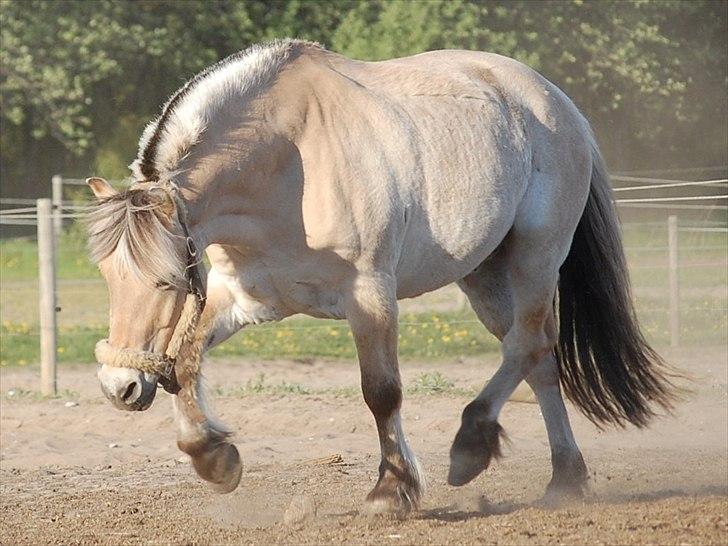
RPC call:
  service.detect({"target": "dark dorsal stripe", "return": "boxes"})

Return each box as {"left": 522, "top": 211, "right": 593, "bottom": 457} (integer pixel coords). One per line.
{"left": 138, "top": 40, "right": 304, "bottom": 181}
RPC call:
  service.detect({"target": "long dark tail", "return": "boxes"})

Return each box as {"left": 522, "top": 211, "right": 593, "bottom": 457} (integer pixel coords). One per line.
{"left": 556, "top": 143, "right": 678, "bottom": 428}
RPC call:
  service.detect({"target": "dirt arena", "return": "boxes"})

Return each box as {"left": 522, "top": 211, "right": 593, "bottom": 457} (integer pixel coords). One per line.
{"left": 1, "top": 346, "right": 726, "bottom": 545}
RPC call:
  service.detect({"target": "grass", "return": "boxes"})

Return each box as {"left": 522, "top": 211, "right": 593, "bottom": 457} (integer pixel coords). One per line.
{"left": 0, "top": 224, "right": 99, "bottom": 282}
{"left": 2, "top": 386, "right": 80, "bottom": 401}
{"left": 622, "top": 224, "right": 728, "bottom": 288}
{"left": 1, "top": 324, "right": 108, "bottom": 366}
{"left": 405, "top": 371, "right": 475, "bottom": 396}
{"left": 0, "top": 221, "right": 725, "bottom": 366}
{"left": 0, "top": 311, "right": 500, "bottom": 367}
{"left": 210, "top": 371, "right": 475, "bottom": 399}
{"left": 229, "top": 372, "right": 313, "bottom": 396}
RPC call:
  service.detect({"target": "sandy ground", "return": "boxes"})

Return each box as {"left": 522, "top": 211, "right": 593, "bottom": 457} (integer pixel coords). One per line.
{"left": 1, "top": 346, "right": 727, "bottom": 545}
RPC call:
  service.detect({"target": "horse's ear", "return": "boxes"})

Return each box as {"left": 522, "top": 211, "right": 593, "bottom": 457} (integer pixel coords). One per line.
{"left": 87, "top": 177, "right": 118, "bottom": 199}
{"left": 146, "top": 186, "right": 176, "bottom": 218}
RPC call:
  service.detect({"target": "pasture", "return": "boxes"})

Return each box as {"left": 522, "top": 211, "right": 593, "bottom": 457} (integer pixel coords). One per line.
{"left": 1, "top": 219, "right": 726, "bottom": 544}
{"left": 1, "top": 224, "right": 726, "bottom": 366}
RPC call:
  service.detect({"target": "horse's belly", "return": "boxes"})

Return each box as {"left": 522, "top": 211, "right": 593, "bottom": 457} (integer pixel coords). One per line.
{"left": 395, "top": 194, "right": 517, "bottom": 299}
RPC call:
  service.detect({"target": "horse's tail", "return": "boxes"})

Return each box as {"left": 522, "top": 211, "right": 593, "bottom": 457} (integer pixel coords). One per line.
{"left": 556, "top": 140, "right": 678, "bottom": 428}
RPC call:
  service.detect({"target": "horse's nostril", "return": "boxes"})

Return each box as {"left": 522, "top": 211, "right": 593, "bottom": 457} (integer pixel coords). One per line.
{"left": 121, "top": 382, "right": 138, "bottom": 403}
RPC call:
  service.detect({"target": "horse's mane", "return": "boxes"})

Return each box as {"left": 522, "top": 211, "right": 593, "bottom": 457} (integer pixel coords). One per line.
{"left": 132, "top": 38, "right": 319, "bottom": 183}
{"left": 87, "top": 189, "right": 186, "bottom": 287}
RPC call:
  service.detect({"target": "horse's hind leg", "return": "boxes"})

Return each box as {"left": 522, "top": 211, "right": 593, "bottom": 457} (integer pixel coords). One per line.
{"left": 451, "top": 233, "right": 587, "bottom": 498}
{"left": 526, "top": 353, "right": 588, "bottom": 500}
{"left": 346, "top": 273, "right": 424, "bottom": 514}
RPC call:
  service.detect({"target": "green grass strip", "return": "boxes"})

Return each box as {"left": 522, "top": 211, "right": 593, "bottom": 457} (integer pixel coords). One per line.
{"left": 0, "top": 311, "right": 500, "bottom": 367}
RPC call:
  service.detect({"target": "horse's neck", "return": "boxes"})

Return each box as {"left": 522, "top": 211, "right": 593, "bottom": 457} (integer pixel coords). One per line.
{"left": 176, "top": 123, "right": 294, "bottom": 251}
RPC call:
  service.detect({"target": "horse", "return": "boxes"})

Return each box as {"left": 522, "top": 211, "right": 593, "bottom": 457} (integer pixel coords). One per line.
{"left": 87, "top": 39, "right": 675, "bottom": 513}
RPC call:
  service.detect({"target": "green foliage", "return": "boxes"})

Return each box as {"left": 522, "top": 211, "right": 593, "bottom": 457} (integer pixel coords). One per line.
{"left": 333, "top": 0, "right": 726, "bottom": 163}
{"left": 0, "top": 309, "right": 502, "bottom": 366}
{"left": 1, "top": 0, "right": 725, "bottom": 195}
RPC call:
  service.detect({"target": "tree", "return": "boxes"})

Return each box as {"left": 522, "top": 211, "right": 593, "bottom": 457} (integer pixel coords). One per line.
{"left": 1, "top": 0, "right": 725, "bottom": 199}
{"left": 333, "top": 0, "right": 727, "bottom": 169}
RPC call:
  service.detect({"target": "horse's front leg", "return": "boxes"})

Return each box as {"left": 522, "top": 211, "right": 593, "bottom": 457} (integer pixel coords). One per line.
{"left": 346, "top": 274, "right": 425, "bottom": 514}
{"left": 174, "top": 270, "right": 243, "bottom": 493}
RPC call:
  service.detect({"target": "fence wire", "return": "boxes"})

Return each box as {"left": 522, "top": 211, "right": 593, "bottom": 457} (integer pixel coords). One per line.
{"left": 1, "top": 176, "right": 727, "bottom": 367}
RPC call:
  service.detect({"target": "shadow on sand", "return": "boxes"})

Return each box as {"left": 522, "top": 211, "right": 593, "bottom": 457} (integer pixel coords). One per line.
{"left": 415, "top": 484, "right": 727, "bottom": 523}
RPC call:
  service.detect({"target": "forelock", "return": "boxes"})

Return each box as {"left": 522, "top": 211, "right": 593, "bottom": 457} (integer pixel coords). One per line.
{"left": 87, "top": 189, "right": 187, "bottom": 288}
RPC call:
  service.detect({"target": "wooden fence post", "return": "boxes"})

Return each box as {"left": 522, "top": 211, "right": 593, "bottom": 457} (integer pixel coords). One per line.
{"left": 51, "top": 175, "right": 63, "bottom": 240}
{"left": 668, "top": 215, "right": 680, "bottom": 348}
{"left": 37, "top": 199, "right": 57, "bottom": 396}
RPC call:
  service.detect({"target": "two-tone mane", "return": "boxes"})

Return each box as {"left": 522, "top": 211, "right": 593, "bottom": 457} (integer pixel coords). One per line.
{"left": 90, "top": 40, "right": 318, "bottom": 287}
{"left": 132, "top": 39, "right": 314, "bottom": 183}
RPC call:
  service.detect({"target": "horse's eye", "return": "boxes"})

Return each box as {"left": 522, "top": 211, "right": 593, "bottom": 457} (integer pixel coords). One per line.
{"left": 155, "top": 280, "right": 172, "bottom": 290}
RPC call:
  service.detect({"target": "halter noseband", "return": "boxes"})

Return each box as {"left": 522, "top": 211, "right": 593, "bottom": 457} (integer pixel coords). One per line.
{"left": 94, "top": 188, "right": 206, "bottom": 394}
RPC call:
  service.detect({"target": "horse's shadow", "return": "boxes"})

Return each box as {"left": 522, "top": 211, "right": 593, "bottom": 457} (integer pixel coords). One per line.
{"left": 597, "top": 484, "right": 727, "bottom": 504}
{"left": 415, "top": 484, "right": 727, "bottom": 523}
{"left": 418, "top": 498, "right": 524, "bottom": 522}
{"left": 324, "top": 485, "right": 727, "bottom": 523}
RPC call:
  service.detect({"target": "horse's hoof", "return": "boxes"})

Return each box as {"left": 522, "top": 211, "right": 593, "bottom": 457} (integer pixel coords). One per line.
{"left": 363, "top": 478, "right": 420, "bottom": 517}
{"left": 363, "top": 493, "right": 410, "bottom": 518}
{"left": 190, "top": 442, "right": 243, "bottom": 493}
{"left": 448, "top": 447, "right": 488, "bottom": 486}
{"left": 363, "top": 498, "right": 407, "bottom": 518}
{"left": 541, "top": 450, "right": 588, "bottom": 506}
{"left": 542, "top": 475, "right": 588, "bottom": 506}
{"left": 448, "top": 401, "right": 504, "bottom": 486}
{"left": 540, "top": 484, "right": 585, "bottom": 508}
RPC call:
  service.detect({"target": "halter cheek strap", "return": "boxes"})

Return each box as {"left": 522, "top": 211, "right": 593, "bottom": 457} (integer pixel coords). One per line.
{"left": 94, "top": 189, "right": 206, "bottom": 394}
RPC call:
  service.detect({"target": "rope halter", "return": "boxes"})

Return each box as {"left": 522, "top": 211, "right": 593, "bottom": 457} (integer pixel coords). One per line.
{"left": 94, "top": 187, "right": 206, "bottom": 394}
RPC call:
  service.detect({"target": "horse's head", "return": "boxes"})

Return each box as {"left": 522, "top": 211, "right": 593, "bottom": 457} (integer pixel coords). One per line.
{"left": 86, "top": 178, "right": 241, "bottom": 492}
{"left": 86, "top": 177, "right": 192, "bottom": 411}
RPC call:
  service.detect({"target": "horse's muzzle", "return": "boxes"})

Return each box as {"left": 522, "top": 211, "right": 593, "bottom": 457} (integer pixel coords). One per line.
{"left": 98, "top": 365, "right": 158, "bottom": 411}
